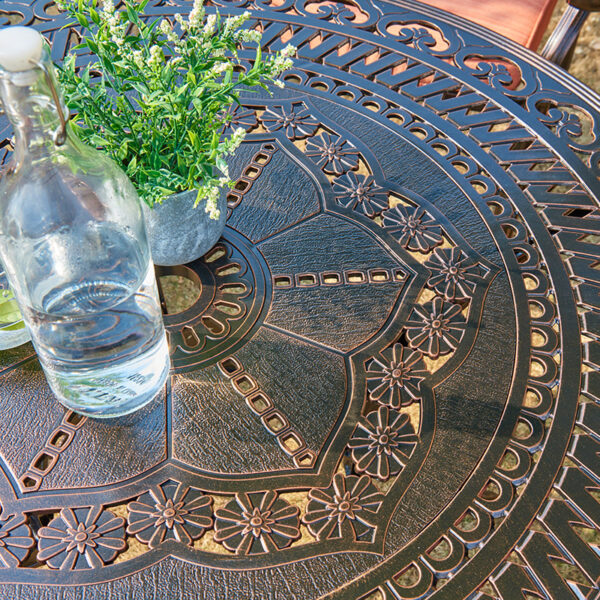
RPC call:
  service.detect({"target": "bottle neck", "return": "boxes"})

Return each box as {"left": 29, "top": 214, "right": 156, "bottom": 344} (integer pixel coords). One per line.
{"left": 0, "top": 46, "right": 69, "bottom": 162}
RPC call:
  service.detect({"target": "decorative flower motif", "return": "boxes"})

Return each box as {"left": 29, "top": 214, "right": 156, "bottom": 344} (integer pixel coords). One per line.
{"left": 405, "top": 296, "right": 466, "bottom": 358}
{"left": 305, "top": 132, "right": 359, "bottom": 175}
{"left": 348, "top": 407, "right": 418, "bottom": 480}
{"left": 306, "top": 1, "right": 368, "bottom": 25}
{"left": 487, "top": 62, "right": 513, "bottom": 87}
{"left": 325, "top": 2, "right": 360, "bottom": 24}
{"left": 37, "top": 507, "right": 125, "bottom": 570}
{"left": 260, "top": 105, "right": 318, "bottom": 139}
{"left": 473, "top": 60, "right": 513, "bottom": 88}
{"left": 366, "top": 343, "right": 427, "bottom": 409}
{"left": 303, "top": 474, "right": 383, "bottom": 541}
{"left": 333, "top": 172, "right": 388, "bottom": 217}
{"left": 395, "top": 26, "right": 437, "bottom": 50}
{"left": 425, "top": 247, "right": 480, "bottom": 301}
{"left": 556, "top": 111, "right": 583, "bottom": 138}
{"left": 0, "top": 514, "right": 34, "bottom": 568}
{"left": 382, "top": 204, "right": 443, "bottom": 252}
{"left": 127, "top": 482, "right": 213, "bottom": 548}
{"left": 223, "top": 105, "right": 258, "bottom": 133}
{"left": 214, "top": 491, "right": 300, "bottom": 555}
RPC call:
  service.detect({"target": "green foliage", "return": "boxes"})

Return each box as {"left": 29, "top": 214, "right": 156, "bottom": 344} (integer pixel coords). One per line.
{"left": 56, "top": 0, "right": 295, "bottom": 218}
{"left": 0, "top": 290, "right": 25, "bottom": 330}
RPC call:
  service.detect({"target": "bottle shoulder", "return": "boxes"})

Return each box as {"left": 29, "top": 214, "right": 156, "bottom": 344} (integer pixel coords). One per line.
{"left": 0, "top": 148, "right": 143, "bottom": 240}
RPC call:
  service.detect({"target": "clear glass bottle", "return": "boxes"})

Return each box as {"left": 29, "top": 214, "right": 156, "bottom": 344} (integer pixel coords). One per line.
{"left": 0, "top": 27, "right": 170, "bottom": 417}
{"left": 0, "top": 260, "right": 31, "bottom": 350}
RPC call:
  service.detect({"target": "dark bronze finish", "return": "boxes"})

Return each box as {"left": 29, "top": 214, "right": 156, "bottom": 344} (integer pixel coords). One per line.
{"left": 567, "top": 0, "right": 600, "bottom": 10}
{"left": 0, "top": 1, "right": 598, "bottom": 598}
{"left": 540, "top": 4, "right": 589, "bottom": 68}
{"left": 541, "top": 0, "right": 600, "bottom": 69}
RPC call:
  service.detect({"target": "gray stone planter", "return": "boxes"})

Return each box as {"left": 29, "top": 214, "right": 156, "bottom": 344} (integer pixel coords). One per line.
{"left": 142, "top": 190, "right": 227, "bottom": 266}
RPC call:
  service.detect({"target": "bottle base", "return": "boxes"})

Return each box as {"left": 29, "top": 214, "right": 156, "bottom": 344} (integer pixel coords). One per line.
{"left": 55, "top": 370, "right": 169, "bottom": 418}
{"left": 47, "top": 334, "right": 171, "bottom": 419}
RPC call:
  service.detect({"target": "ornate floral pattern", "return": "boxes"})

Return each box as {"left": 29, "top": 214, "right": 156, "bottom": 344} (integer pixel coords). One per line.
{"left": 0, "top": 0, "right": 591, "bottom": 597}
{"left": 127, "top": 482, "right": 213, "bottom": 549}
{"left": 348, "top": 407, "right": 418, "bottom": 480}
{"left": 382, "top": 204, "right": 443, "bottom": 252}
{"left": 395, "top": 25, "right": 437, "bottom": 50}
{"left": 0, "top": 514, "right": 34, "bottom": 568}
{"left": 303, "top": 474, "right": 383, "bottom": 541}
{"left": 307, "top": 0, "right": 369, "bottom": 26}
{"left": 333, "top": 172, "right": 388, "bottom": 216}
{"left": 366, "top": 343, "right": 427, "bottom": 408}
{"left": 223, "top": 105, "right": 258, "bottom": 133}
{"left": 214, "top": 491, "right": 300, "bottom": 555}
{"left": 260, "top": 105, "right": 318, "bottom": 138}
{"left": 305, "top": 132, "right": 359, "bottom": 175}
{"left": 37, "top": 507, "right": 125, "bottom": 570}
{"left": 555, "top": 110, "right": 583, "bottom": 138}
{"left": 168, "top": 240, "right": 257, "bottom": 368}
{"left": 405, "top": 297, "right": 466, "bottom": 358}
{"left": 472, "top": 60, "right": 514, "bottom": 88}
{"left": 425, "top": 247, "right": 480, "bottom": 301}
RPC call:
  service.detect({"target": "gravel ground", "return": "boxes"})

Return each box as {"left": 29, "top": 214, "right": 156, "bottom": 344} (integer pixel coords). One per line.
{"left": 544, "top": 0, "right": 600, "bottom": 91}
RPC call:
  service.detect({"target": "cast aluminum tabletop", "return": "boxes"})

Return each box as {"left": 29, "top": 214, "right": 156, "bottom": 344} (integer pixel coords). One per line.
{"left": 0, "top": 1, "right": 599, "bottom": 598}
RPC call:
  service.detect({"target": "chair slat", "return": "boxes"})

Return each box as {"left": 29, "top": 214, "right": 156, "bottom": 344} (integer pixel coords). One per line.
{"left": 420, "top": 0, "right": 559, "bottom": 50}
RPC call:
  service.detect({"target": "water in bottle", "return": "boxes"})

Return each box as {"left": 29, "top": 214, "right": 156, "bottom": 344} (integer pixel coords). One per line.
{"left": 0, "top": 27, "right": 170, "bottom": 417}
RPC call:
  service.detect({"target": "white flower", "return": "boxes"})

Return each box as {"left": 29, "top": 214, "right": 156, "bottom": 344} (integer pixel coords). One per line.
{"left": 159, "top": 19, "right": 179, "bottom": 43}
{"left": 189, "top": 0, "right": 206, "bottom": 28}
{"left": 159, "top": 19, "right": 171, "bottom": 35}
{"left": 148, "top": 45, "right": 163, "bottom": 69}
{"left": 268, "top": 50, "right": 295, "bottom": 76}
{"left": 203, "top": 185, "right": 221, "bottom": 220}
{"left": 235, "top": 29, "right": 262, "bottom": 44}
{"left": 223, "top": 11, "right": 251, "bottom": 36}
{"left": 174, "top": 13, "right": 187, "bottom": 29}
{"left": 218, "top": 162, "right": 230, "bottom": 177}
{"left": 280, "top": 44, "right": 296, "bottom": 59}
{"left": 206, "top": 200, "right": 220, "bottom": 220}
{"left": 230, "top": 127, "right": 246, "bottom": 149}
{"left": 106, "top": 15, "right": 117, "bottom": 31}
{"left": 132, "top": 50, "right": 144, "bottom": 70}
{"left": 216, "top": 127, "right": 246, "bottom": 162}
{"left": 102, "top": 0, "right": 115, "bottom": 16}
{"left": 105, "top": 10, "right": 126, "bottom": 46}
{"left": 203, "top": 14, "right": 217, "bottom": 36}
{"left": 273, "top": 79, "right": 285, "bottom": 88}
{"left": 209, "top": 61, "right": 230, "bottom": 77}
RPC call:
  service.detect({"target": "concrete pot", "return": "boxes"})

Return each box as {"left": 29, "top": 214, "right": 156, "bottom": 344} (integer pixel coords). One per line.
{"left": 142, "top": 190, "right": 227, "bottom": 266}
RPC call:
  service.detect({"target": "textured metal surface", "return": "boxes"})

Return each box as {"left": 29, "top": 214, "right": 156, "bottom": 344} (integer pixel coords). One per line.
{"left": 0, "top": 1, "right": 599, "bottom": 598}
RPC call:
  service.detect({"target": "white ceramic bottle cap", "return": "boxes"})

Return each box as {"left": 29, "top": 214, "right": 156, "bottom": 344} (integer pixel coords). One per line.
{"left": 0, "top": 26, "right": 44, "bottom": 72}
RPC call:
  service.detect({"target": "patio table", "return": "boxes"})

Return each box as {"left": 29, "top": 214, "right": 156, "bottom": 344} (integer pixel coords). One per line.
{"left": 0, "top": 0, "right": 599, "bottom": 598}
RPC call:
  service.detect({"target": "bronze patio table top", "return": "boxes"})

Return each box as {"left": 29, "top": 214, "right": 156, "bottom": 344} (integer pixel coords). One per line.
{"left": 0, "top": 1, "right": 599, "bottom": 598}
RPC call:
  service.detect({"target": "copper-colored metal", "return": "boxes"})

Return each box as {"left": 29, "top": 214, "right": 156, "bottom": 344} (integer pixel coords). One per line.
{"left": 540, "top": 4, "right": 590, "bottom": 67}
{"left": 0, "top": 1, "right": 598, "bottom": 598}
{"left": 420, "top": 0, "right": 558, "bottom": 50}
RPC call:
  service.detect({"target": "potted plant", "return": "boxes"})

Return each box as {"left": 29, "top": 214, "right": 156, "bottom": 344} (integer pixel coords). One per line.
{"left": 56, "top": 0, "right": 295, "bottom": 266}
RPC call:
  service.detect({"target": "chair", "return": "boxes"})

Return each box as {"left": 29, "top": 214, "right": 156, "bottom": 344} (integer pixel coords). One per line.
{"left": 420, "top": 0, "right": 600, "bottom": 68}
{"left": 541, "top": 0, "right": 600, "bottom": 66}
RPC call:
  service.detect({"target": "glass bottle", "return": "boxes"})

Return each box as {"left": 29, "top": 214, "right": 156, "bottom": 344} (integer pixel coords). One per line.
{"left": 0, "top": 260, "right": 31, "bottom": 350}
{"left": 0, "top": 27, "right": 170, "bottom": 417}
